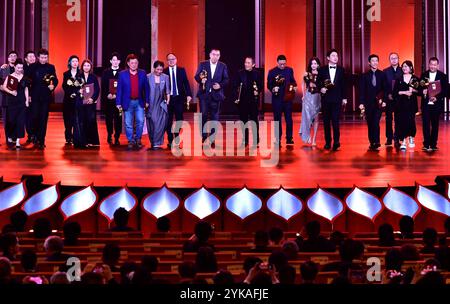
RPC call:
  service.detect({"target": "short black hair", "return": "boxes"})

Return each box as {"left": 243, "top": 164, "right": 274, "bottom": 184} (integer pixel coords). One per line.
{"left": 166, "top": 53, "right": 177, "bottom": 59}
{"left": 279, "top": 265, "right": 296, "bottom": 284}
{"left": 210, "top": 48, "right": 221, "bottom": 53}
{"left": 37, "top": 48, "right": 49, "bottom": 56}
{"left": 156, "top": 216, "right": 171, "bottom": 232}
{"left": 429, "top": 57, "right": 439, "bottom": 64}
{"left": 305, "top": 221, "right": 321, "bottom": 238}
{"left": 102, "top": 243, "right": 121, "bottom": 264}
{"left": 24, "top": 50, "right": 35, "bottom": 58}
{"left": 423, "top": 228, "right": 438, "bottom": 246}
{"left": 300, "top": 261, "right": 319, "bottom": 282}
{"left": 368, "top": 54, "right": 379, "bottom": 62}
{"left": 327, "top": 49, "right": 339, "bottom": 57}
{"left": 399, "top": 216, "right": 414, "bottom": 237}
{"left": 277, "top": 54, "right": 287, "bottom": 62}
{"left": 243, "top": 256, "right": 262, "bottom": 274}
{"left": 20, "top": 249, "right": 37, "bottom": 272}
{"left": 178, "top": 261, "right": 197, "bottom": 279}
{"left": 153, "top": 60, "right": 164, "bottom": 69}
{"left": 8, "top": 50, "right": 18, "bottom": 57}
{"left": 113, "top": 207, "right": 130, "bottom": 228}
{"left": 32, "top": 218, "right": 52, "bottom": 239}
{"left": 245, "top": 56, "right": 255, "bottom": 63}
{"left": 110, "top": 52, "right": 121, "bottom": 61}
{"left": 141, "top": 255, "right": 158, "bottom": 273}
{"left": 401, "top": 60, "right": 414, "bottom": 74}
{"left": 268, "top": 227, "right": 284, "bottom": 244}
{"left": 194, "top": 221, "right": 213, "bottom": 242}
{"left": 254, "top": 230, "right": 269, "bottom": 247}
{"left": 14, "top": 58, "right": 24, "bottom": 66}
{"left": 213, "top": 270, "right": 235, "bottom": 284}
{"left": 63, "top": 221, "right": 81, "bottom": 244}
{"left": 9, "top": 210, "right": 28, "bottom": 232}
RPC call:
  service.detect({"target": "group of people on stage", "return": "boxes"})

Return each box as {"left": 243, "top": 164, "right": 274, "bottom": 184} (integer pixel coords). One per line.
{"left": 0, "top": 47, "right": 448, "bottom": 152}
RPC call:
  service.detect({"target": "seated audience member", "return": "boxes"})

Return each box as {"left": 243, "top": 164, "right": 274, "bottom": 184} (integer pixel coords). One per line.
{"left": 20, "top": 249, "right": 38, "bottom": 272}
{"left": 268, "top": 227, "right": 284, "bottom": 246}
{"left": 32, "top": 218, "right": 52, "bottom": 239}
{"left": 0, "top": 257, "right": 16, "bottom": 284}
{"left": 282, "top": 240, "right": 299, "bottom": 260}
{"left": 299, "top": 221, "right": 336, "bottom": 252}
{"left": 82, "top": 263, "right": 115, "bottom": 284}
{"left": 278, "top": 265, "right": 296, "bottom": 284}
{"left": 110, "top": 207, "right": 134, "bottom": 232}
{"left": 195, "top": 246, "right": 218, "bottom": 273}
{"left": 399, "top": 215, "right": 415, "bottom": 239}
{"left": 183, "top": 221, "right": 214, "bottom": 253}
{"left": 9, "top": 210, "right": 28, "bottom": 232}
{"left": 102, "top": 243, "right": 121, "bottom": 272}
{"left": 244, "top": 262, "right": 279, "bottom": 285}
{"left": 50, "top": 272, "right": 70, "bottom": 285}
{"left": 378, "top": 223, "right": 396, "bottom": 247}
{"left": 0, "top": 233, "right": 19, "bottom": 261}
{"left": 44, "top": 236, "right": 71, "bottom": 262}
{"left": 80, "top": 272, "right": 106, "bottom": 285}
{"left": 414, "top": 258, "right": 444, "bottom": 285}
{"left": 22, "top": 275, "right": 49, "bottom": 285}
{"left": 383, "top": 248, "right": 404, "bottom": 284}
{"left": 300, "top": 261, "right": 319, "bottom": 284}
{"left": 63, "top": 221, "right": 82, "bottom": 246}
{"left": 178, "top": 261, "right": 197, "bottom": 284}
{"left": 243, "top": 257, "right": 263, "bottom": 277}
{"left": 435, "top": 237, "right": 450, "bottom": 271}
{"left": 268, "top": 251, "right": 288, "bottom": 272}
{"left": 330, "top": 231, "right": 345, "bottom": 248}
{"left": 421, "top": 228, "right": 438, "bottom": 254}
{"left": 156, "top": 216, "right": 171, "bottom": 233}
{"left": 141, "top": 255, "right": 158, "bottom": 273}
{"left": 1, "top": 225, "right": 16, "bottom": 234}
{"left": 130, "top": 266, "right": 153, "bottom": 285}
{"left": 213, "top": 270, "right": 235, "bottom": 284}
{"left": 322, "top": 239, "right": 365, "bottom": 275}
{"left": 249, "top": 230, "right": 270, "bottom": 252}
{"left": 120, "top": 261, "right": 138, "bottom": 285}
{"left": 400, "top": 244, "right": 420, "bottom": 261}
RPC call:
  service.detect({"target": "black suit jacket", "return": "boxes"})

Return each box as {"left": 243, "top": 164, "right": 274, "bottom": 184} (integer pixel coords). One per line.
{"left": 383, "top": 66, "right": 403, "bottom": 100}
{"left": 359, "top": 70, "right": 385, "bottom": 110}
{"left": 163, "top": 66, "right": 192, "bottom": 99}
{"left": 101, "top": 68, "right": 121, "bottom": 107}
{"left": 420, "top": 70, "right": 448, "bottom": 110}
{"left": 194, "top": 60, "right": 229, "bottom": 101}
{"left": 29, "top": 62, "right": 58, "bottom": 100}
{"left": 234, "top": 69, "right": 263, "bottom": 100}
{"left": 318, "top": 65, "right": 346, "bottom": 104}
{"left": 62, "top": 70, "right": 84, "bottom": 104}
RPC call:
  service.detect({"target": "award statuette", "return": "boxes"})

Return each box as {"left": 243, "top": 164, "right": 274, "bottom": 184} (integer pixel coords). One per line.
{"left": 199, "top": 70, "right": 208, "bottom": 91}
{"left": 6, "top": 75, "right": 19, "bottom": 91}
{"left": 284, "top": 83, "right": 296, "bottom": 102}
{"left": 321, "top": 79, "right": 335, "bottom": 96}
{"left": 428, "top": 80, "right": 442, "bottom": 105}
{"left": 43, "top": 74, "right": 56, "bottom": 87}
{"left": 304, "top": 72, "right": 318, "bottom": 94}
{"left": 273, "top": 74, "right": 285, "bottom": 96}
{"left": 235, "top": 82, "right": 243, "bottom": 105}
{"left": 81, "top": 83, "right": 95, "bottom": 104}
{"left": 253, "top": 81, "right": 259, "bottom": 101}
{"left": 109, "top": 79, "right": 118, "bottom": 95}
{"left": 67, "top": 77, "right": 84, "bottom": 99}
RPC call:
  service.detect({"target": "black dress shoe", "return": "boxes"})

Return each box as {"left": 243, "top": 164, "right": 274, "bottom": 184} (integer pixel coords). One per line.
{"left": 324, "top": 144, "right": 331, "bottom": 150}
{"left": 107, "top": 136, "right": 113, "bottom": 145}
{"left": 422, "top": 146, "right": 430, "bottom": 151}
{"left": 332, "top": 143, "right": 341, "bottom": 151}
{"left": 431, "top": 146, "right": 439, "bottom": 151}
{"left": 385, "top": 140, "right": 393, "bottom": 146}
{"left": 38, "top": 144, "right": 45, "bottom": 150}
{"left": 286, "top": 140, "right": 295, "bottom": 145}
{"left": 114, "top": 138, "right": 120, "bottom": 146}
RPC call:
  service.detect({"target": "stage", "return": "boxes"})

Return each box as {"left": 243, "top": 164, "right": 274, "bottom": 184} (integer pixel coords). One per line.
{"left": 0, "top": 112, "right": 449, "bottom": 189}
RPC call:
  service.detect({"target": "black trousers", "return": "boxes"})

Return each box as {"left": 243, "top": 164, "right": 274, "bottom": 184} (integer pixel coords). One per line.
{"left": 105, "top": 100, "right": 122, "bottom": 140}
{"left": 7, "top": 105, "right": 26, "bottom": 140}
{"left": 199, "top": 94, "right": 221, "bottom": 141}
{"left": 1, "top": 106, "right": 7, "bottom": 142}
{"left": 31, "top": 98, "right": 50, "bottom": 145}
{"left": 166, "top": 95, "right": 184, "bottom": 144}
{"left": 272, "top": 97, "right": 293, "bottom": 142}
{"left": 239, "top": 98, "right": 259, "bottom": 145}
{"left": 322, "top": 102, "right": 341, "bottom": 146}
{"left": 63, "top": 101, "right": 75, "bottom": 142}
{"left": 422, "top": 105, "right": 441, "bottom": 148}
{"left": 385, "top": 100, "right": 398, "bottom": 142}
{"left": 366, "top": 108, "right": 382, "bottom": 145}
{"left": 25, "top": 106, "right": 33, "bottom": 139}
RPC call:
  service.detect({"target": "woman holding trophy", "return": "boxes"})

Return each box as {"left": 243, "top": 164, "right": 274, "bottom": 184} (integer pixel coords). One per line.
{"left": 299, "top": 57, "right": 322, "bottom": 146}
{"left": 393, "top": 60, "right": 419, "bottom": 151}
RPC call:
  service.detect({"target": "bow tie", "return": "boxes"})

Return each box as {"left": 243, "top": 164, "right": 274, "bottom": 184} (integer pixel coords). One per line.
{"left": 329, "top": 66, "right": 336, "bottom": 69}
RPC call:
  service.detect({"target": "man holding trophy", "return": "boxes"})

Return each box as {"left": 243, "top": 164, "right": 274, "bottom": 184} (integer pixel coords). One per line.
{"left": 234, "top": 57, "right": 263, "bottom": 147}
{"left": 267, "top": 55, "right": 297, "bottom": 146}
{"left": 359, "top": 54, "right": 386, "bottom": 151}
{"left": 194, "top": 48, "right": 229, "bottom": 145}
{"left": 420, "top": 57, "right": 448, "bottom": 152}
{"left": 28, "top": 48, "right": 58, "bottom": 150}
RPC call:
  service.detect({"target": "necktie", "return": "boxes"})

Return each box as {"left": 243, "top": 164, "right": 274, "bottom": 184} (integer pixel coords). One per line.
{"left": 171, "top": 67, "right": 178, "bottom": 96}
{"left": 330, "top": 66, "right": 336, "bottom": 69}
{"left": 372, "top": 72, "right": 377, "bottom": 87}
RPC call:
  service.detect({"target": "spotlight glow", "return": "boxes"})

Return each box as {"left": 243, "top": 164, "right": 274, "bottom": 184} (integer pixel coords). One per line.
{"left": 184, "top": 187, "right": 220, "bottom": 219}
{"left": 143, "top": 186, "right": 180, "bottom": 218}
{"left": 346, "top": 187, "right": 382, "bottom": 220}
{"left": 383, "top": 188, "right": 419, "bottom": 217}
{"left": 99, "top": 188, "right": 137, "bottom": 221}
{"left": 267, "top": 188, "right": 302, "bottom": 220}
{"left": 0, "top": 182, "right": 26, "bottom": 212}
{"left": 416, "top": 185, "right": 450, "bottom": 216}
{"left": 60, "top": 185, "right": 97, "bottom": 219}
{"left": 22, "top": 185, "right": 59, "bottom": 216}
{"left": 226, "top": 188, "right": 262, "bottom": 220}
{"left": 307, "top": 188, "right": 344, "bottom": 221}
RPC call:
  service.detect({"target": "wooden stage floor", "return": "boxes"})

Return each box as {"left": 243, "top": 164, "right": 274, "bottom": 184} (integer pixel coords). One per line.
{"left": 0, "top": 113, "right": 449, "bottom": 189}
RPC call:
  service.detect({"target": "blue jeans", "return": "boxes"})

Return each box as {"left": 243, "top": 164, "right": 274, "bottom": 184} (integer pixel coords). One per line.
{"left": 124, "top": 99, "right": 144, "bottom": 143}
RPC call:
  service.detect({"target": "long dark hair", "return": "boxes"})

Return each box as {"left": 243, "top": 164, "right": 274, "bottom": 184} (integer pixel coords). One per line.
{"left": 401, "top": 60, "right": 414, "bottom": 74}
{"left": 67, "top": 55, "right": 80, "bottom": 70}
{"left": 307, "top": 57, "right": 321, "bottom": 73}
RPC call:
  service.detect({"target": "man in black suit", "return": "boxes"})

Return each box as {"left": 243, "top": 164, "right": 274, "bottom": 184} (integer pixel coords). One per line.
{"left": 194, "top": 49, "right": 229, "bottom": 144}
{"left": 234, "top": 57, "right": 263, "bottom": 147}
{"left": 420, "top": 57, "right": 448, "bottom": 152}
{"left": 24, "top": 50, "right": 36, "bottom": 144}
{"left": 318, "top": 49, "right": 347, "bottom": 151}
{"left": 28, "top": 48, "right": 58, "bottom": 150}
{"left": 359, "top": 54, "right": 386, "bottom": 151}
{"left": 383, "top": 52, "right": 403, "bottom": 147}
{"left": 101, "top": 52, "right": 122, "bottom": 146}
{"left": 164, "top": 53, "right": 192, "bottom": 148}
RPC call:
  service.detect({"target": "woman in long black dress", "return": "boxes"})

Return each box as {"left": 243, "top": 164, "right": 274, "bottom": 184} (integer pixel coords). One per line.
{"left": 74, "top": 59, "right": 100, "bottom": 148}
{"left": 62, "top": 55, "right": 83, "bottom": 145}
{"left": 393, "top": 60, "right": 419, "bottom": 151}
{"left": 2, "top": 59, "right": 29, "bottom": 150}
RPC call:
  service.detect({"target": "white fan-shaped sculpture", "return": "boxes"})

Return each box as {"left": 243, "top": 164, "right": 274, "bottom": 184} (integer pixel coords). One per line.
{"left": 267, "top": 188, "right": 302, "bottom": 220}
{"left": 383, "top": 187, "right": 419, "bottom": 217}
{"left": 307, "top": 188, "right": 344, "bottom": 221}
{"left": 226, "top": 187, "right": 262, "bottom": 220}
{"left": 99, "top": 187, "right": 137, "bottom": 221}
{"left": 346, "top": 187, "right": 383, "bottom": 220}
{"left": 0, "top": 181, "right": 27, "bottom": 212}
{"left": 143, "top": 185, "right": 180, "bottom": 218}
{"left": 416, "top": 185, "right": 450, "bottom": 216}
{"left": 22, "top": 184, "right": 59, "bottom": 216}
{"left": 184, "top": 187, "right": 220, "bottom": 219}
{"left": 60, "top": 185, "right": 98, "bottom": 219}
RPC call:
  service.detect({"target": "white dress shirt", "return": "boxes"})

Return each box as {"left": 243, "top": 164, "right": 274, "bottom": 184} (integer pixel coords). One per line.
{"left": 329, "top": 64, "right": 337, "bottom": 83}
{"left": 169, "top": 65, "right": 179, "bottom": 95}
{"left": 429, "top": 71, "right": 437, "bottom": 82}
{"left": 210, "top": 61, "right": 217, "bottom": 79}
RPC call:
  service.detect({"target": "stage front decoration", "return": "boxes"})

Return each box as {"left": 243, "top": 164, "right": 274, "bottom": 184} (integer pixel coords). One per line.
{"left": 416, "top": 185, "right": 450, "bottom": 216}
{"left": 267, "top": 188, "right": 303, "bottom": 220}
{"left": 0, "top": 181, "right": 27, "bottom": 212}
{"left": 307, "top": 188, "right": 344, "bottom": 221}
{"left": 346, "top": 187, "right": 383, "bottom": 220}
{"left": 184, "top": 187, "right": 220, "bottom": 220}
{"left": 60, "top": 185, "right": 98, "bottom": 219}
{"left": 382, "top": 187, "right": 420, "bottom": 217}
{"left": 99, "top": 187, "right": 137, "bottom": 222}
{"left": 22, "top": 184, "right": 59, "bottom": 216}
{"left": 226, "top": 187, "right": 262, "bottom": 220}
{"left": 142, "top": 185, "right": 180, "bottom": 218}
